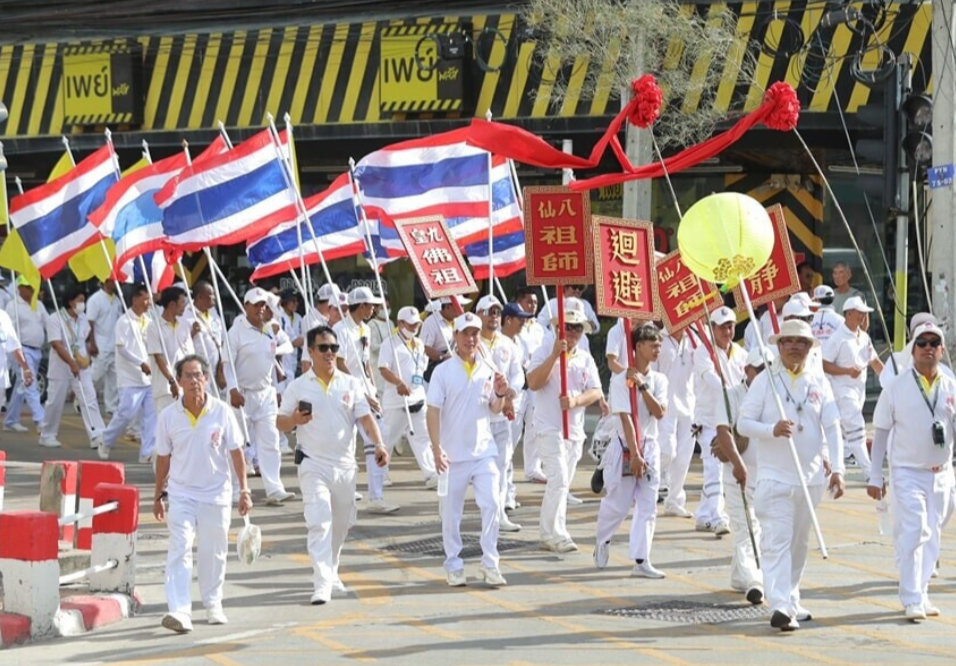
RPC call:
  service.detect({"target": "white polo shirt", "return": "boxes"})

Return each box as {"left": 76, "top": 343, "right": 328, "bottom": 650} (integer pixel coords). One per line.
{"left": 605, "top": 319, "right": 628, "bottom": 372}
{"left": 377, "top": 332, "right": 428, "bottom": 410}
{"left": 155, "top": 396, "right": 244, "bottom": 505}
{"left": 518, "top": 319, "right": 545, "bottom": 360}
{"left": 147, "top": 316, "right": 196, "bottom": 399}
{"left": 874, "top": 369, "right": 956, "bottom": 471}
{"left": 810, "top": 308, "right": 844, "bottom": 344}
{"left": 224, "top": 316, "right": 279, "bottom": 392}
{"left": 6, "top": 295, "right": 48, "bottom": 349}
{"left": 427, "top": 355, "right": 497, "bottom": 463}
{"left": 693, "top": 342, "right": 746, "bottom": 429}
{"left": 47, "top": 311, "right": 92, "bottom": 381}
{"left": 114, "top": 311, "right": 151, "bottom": 388}
{"left": 0, "top": 310, "right": 21, "bottom": 390}
{"left": 479, "top": 331, "right": 524, "bottom": 424}
{"left": 743, "top": 311, "right": 774, "bottom": 351}
{"left": 420, "top": 312, "right": 454, "bottom": 356}
{"left": 822, "top": 323, "right": 877, "bottom": 406}
{"left": 182, "top": 308, "right": 223, "bottom": 368}
{"left": 529, "top": 342, "right": 602, "bottom": 442}
{"left": 653, "top": 330, "right": 696, "bottom": 418}
{"left": 278, "top": 369, "right": 371, "bottom": 469}
{"left": 609, "top": 367, "right": 668, "bottom": 443}
{"left": 334, "top": 315, "right": 376, "bottom": 397}
{"left": 86, "top": 289, "right": 122, "bottom": 353}
{"left": 302, "top": 306, "right": 329, "bottom": 335}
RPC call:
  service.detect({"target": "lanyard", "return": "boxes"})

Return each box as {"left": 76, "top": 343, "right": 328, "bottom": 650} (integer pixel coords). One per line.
{"left": 912, "top": 369, "right": 939, "bottom": 418}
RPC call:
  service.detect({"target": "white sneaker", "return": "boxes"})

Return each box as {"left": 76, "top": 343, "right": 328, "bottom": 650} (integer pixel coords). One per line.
{"left": 331, "top": 579, "right": 348, "bottom": 596}
{"left": 424, "top": 475, "right": 439, "bottom": 490}
{"left": 38, "top": 436, "right": 62, "bottom": 448}
{"left": 354, "top": 491, "right": 364, "bottom": 502}
{"left": 695, "top": 521, "right": 713, "bottom": 533}
{"left": 924, "top": 601, "right": 941, "bottom": 617}
{"left": 499, "top": 517, "right": 522, "bottom": 532}
{"left": 4, "top": 423, "right": 27, "bottom": 433}
{"left": 593, "top": 541, "right": 610, "bottom": 569}
{"left": 265, "top": 490, "right": 296, "bottom": 506}
{"left": 478, "top": 566, "right": 507, "bottom": 587}
{"left": 794, "top": 605, "right": 812, "bottom": 622}
{"left": 446, "top": 569, "right": 467, "bottom": 587}
{"left": 310, "top": 589, "right": 331, "bottom": 605}
{"left": 544, "top": 538, "right": 578, "bottom": 553}
{"left": 631, "top": 560, "right": 666, "bottom": 579}
{"left": 138, "top": 454, "right": 152, "bottom": 464}
{"left": 663, "top": 505, "right": 693, "bottom": 518}
{"left": 713, "top": 521, "right": 731, "bottom": 536}
{"left": 366, "top": 499, "right": 400, "bottom": 514}
{"left": 905, "top": 604, "right": 927, "bottom": 622}
{"left": 97, "top": 443, "right": 110, "bottom": 460}
{"left": 161, "top": 612, "right": 193, "bottom": 633}
{"left": 90, "top": 436, "right": 103, "bottom": 451}
{"left": 125, "top": 431, "right": 140, "bottom": 443}
{"left": 206, "top": 606, "right": 228, "bottom": 625}
{"left": 566, "top": 493, "right": 584, "bottom": 505}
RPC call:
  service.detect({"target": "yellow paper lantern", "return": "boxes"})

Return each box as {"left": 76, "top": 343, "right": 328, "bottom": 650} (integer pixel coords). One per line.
{"left": 677, "top": 192, "right": 774, "bottom": 286}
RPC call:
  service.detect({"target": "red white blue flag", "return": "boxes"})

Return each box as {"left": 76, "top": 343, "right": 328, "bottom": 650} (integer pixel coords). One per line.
{"left": 465, "top": 230, "right": 526, "bottom": 280}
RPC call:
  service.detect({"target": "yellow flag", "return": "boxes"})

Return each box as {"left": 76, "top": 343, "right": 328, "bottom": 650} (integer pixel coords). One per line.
{"left": 0, "top": 176, "right": 7, "bottom": 227}
{"left": 48, "top": 151, "right": 73, "bottom": 181}
{"left": 0, "top": 174, "right": 42, "bottom": 303}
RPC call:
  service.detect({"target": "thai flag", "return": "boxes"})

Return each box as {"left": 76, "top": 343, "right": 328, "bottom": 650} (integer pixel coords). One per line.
{"left": 351, "top": 128, "right": 522, "bottom": 257}
{"left": 247, "top": 173, "right": 367, "bottom": 281}
{"left": 156, "top": 128, "right": 297, "bottom": 251}
{"left": 121, "top": 250, "right": 177, "bottom": 293}
{"left": 8, "top": 145, "right": 118, "bottom": 279}
{"left": 465, "top": 230, "right": 526, "bottom": 280}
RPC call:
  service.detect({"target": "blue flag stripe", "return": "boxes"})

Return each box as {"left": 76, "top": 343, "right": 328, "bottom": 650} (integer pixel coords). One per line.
{"left": 17, "top": 174, "right": 117, "bottom": 255}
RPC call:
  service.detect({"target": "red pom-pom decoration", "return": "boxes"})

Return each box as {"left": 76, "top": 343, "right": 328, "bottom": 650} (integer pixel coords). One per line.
{"left": 762, "top": 81, "right": 800, "bottom": 131}
{"left": 628, "top": 75, "right": 663, "bottom": 129}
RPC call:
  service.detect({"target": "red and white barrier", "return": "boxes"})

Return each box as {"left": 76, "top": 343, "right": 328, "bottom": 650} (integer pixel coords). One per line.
{"left": 40, "top": 461, "right": 78, "bottom": 544}
{"left": 0, "top": 451, "right": 6, "bottom": 512}
{"left": 0, "top": 511, "right": 61, "bottom": 638}
{"left": 89, "top": 483, "right": 139, "bottom": 596}
{"left": 76, "top": 462, "right": 124, "bottom": 550}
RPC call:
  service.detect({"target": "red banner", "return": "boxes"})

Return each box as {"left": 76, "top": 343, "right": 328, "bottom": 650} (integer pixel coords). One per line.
{"left": 731, "top": 204, "right": 800, "bottom": 313}
{"left": 655, "top": 250, "right": 723, "bottom": 334}
{"left": 393, "top": 215, "right": 478, "bottom": 299}
{"left": 592, "top": 216, "right": 658, "bottom": 320}
{"left": 523, "top": 186, "right": 593, "bottom": 286}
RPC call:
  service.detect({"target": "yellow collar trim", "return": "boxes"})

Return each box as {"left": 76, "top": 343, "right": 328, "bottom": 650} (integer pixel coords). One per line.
{"left": 184, "top": 404, "right": 208, "bottom": 428}
{"left": 313, "top": 370, "right": 335, "bottom": 393}
{"left": 463, "top": 359, "right": 477, "bottom": 379}
{"left": 919, "top": 373, "right": 940, "bottom": 393}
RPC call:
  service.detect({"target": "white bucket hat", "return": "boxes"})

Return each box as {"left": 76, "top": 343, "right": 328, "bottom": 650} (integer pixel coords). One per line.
{"left": 769, "top": 319, "right": 820, "bottom": 348}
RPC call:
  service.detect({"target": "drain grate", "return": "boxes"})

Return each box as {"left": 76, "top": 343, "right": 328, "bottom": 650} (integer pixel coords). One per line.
{"left": 600, "top": 600, "right": 766, "bottom": 624}
{"left": 383, "top": 534, "right": 529, "bottom": 559}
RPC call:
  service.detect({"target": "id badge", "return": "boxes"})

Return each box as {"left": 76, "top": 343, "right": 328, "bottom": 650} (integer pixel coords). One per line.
{"left": 411, "top": 374, "right": 425, "bottom": 386}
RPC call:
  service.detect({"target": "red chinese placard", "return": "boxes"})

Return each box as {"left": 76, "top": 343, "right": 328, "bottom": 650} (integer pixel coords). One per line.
{"left": 655, "top": 250, "right": 723, "bottom": 334}
{"left": 523, "top": 186, "right": 593, "bottom": 285}
{"left": 591, "top": 216, "right": 658, "bottom": 320}
{"left": 393, "top": 215, "right": 478, "bottom": 299}
{"left": 731, "top": 204, "right": 799, "bottom": 313}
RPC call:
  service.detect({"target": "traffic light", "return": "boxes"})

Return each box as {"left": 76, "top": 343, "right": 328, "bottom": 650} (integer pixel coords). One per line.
{"left": 902, "top": 92, "right": 933, "bottom": 171}
{"left": 855, "top": 64, "right": 903, "bottom": 212}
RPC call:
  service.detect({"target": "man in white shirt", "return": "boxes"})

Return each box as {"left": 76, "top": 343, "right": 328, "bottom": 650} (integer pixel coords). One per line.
{"left": 427, "top": 312, "right": 511, "bottom": 588}
{"left": 594, "top": 324, "right": 668, "bottom": 577}
{"left": 527, "top": 298, "right": 603, "bottom": 553}
{"left": 831, "top": 262, "right": 864, "bottom": 314}
{"left": 301, "top": 283, "right": 340, "bottom": 336}
{"left": 223, "top": 288, "right": 295, "bottom": 506}
{"left": 656, "top": 327, "right": 697, "bottom": 518}
{"left": 536, "top": 285, "right": 600, "bottom": 335}
{"left": 514, "top": 287, "right": 547, "bottom": 483}
{"left": 4, "top": 277, "right": 48, "bottom": 432}
{"left": 0, "top": 306, "right": 35, "bottom": 415}
{"left": 368, "top": 300, "right": 391, "bottom": 394}
{"left": 822, "top": 296, "right": 883, "bottom": 481}
{"left": 809, "top": 285, "right": 844, "bottom": 344}
{"left": 278, "top": 325, "right": 388, "bottom": 605}
{"left": 501, "top": 301, "right": 535, "bottom": 509}
{"left": 0, "top": 274, "right": 11, "bottom": 311}
{"left": 334, "top": 286, "right": 397, "bottom": 515}
{"left": 743, "top": 296, "right": 786, "bottom": 352}
{"left": 181, "top": 281, "right": 223, "bottom": 392}
{"left": 779, "top": 297, "right": 824, "bottom": 377}
{"left": 420, "top": 295, "right": 471, "bottom": 380}
{"left": 86, "top": 279, "right": 122, "bottom": 416}
{"left": 868, "top": 322, "right": 956, "bottom": 622}
{"left": 277, "top": 290, "right": 304, "bottom": 390}
{"left": 154, "top": 354, "right": 251, "bottom": 634}
{"left": 41, "top": 289, "right": 105, "bottom": 449}
{"left": 99, "top": 283, "right": 156, "bottom": 462}
{"left": 147, "top": 287, "right": 197, "bottom": 416}
{"left": 738, "top": 319, "right": 846, "bottom": 632}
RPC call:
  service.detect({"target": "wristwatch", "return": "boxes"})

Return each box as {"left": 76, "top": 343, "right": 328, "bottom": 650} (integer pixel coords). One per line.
{"left": 638, "top": 382, "right": 649, "bottom": 392}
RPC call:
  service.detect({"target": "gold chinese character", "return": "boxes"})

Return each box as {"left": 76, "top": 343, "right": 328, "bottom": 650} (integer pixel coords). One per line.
{"left": 611, "top": 270, "right": 644, "bottom": 308}
{"left": 430, "top": 267, "right": 462, "bottom": 285}
{"left": 609, "top": 229, "right": 641, "bottom": 266}
{"left": 538, "top": 200, "right": 557, "bottom": 219}
{"left": 657, "top": 265, "right": 675, "bottom": 284}
{"left": 665, "top": 273, "right": 697, "bottom": 300}
{"left": 748, "top": 262, "right": 779, "bottom": 296}
{"left": 422, "top": 247, "right": 453, "bottom": 265}
{"left": 410, "top": 227, "right": 444, "bottom": 245}
{"left": 540, "top": 251, "right": 579, "bottom": 272}
{"left": 674, "top": 297, "right": 699, "bottom": 318}
{"left": 540, "top": 225, "right": 577, "bottom": 245}
{"left": 558, "top": 198, "right": 577, "bottom": 217}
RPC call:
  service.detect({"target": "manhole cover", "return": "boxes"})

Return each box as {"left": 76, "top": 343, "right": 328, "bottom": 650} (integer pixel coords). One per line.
{"left": 600, "top": 600, "right": 766, "bottom": 624}
{"left": 383, "top": 534, "right": 528, "bottom": 559}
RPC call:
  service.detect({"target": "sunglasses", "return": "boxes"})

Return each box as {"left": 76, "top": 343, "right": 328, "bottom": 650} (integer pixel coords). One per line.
{"left": 564, "top": 323, "right": 585, "bottom": 333}
{"left": 314, "top": 343, "right": 340, "bottom": 353}
{"left": 915, "top": 337, "right": 942, "bottom": 348}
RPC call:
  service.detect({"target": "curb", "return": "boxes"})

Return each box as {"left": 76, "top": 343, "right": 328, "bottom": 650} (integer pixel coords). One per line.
{"left": 0, "top": 591, "right": 141, "bottom": 648}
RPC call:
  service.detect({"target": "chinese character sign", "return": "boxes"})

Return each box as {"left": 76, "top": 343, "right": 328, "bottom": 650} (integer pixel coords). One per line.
{"left": 656, "top": 250, "right": 723, "bottom": 334}
{"left": 393, "top": 215, "right": 478, "bottom": 299}
{"left": 592, "top": 217, "right": 658, "bottom": 320}
{"left": 523, "top": 186, "right": 593, "bottom": 286}
{"left": 731, "top": 204, "right": 800, "bottom": 313}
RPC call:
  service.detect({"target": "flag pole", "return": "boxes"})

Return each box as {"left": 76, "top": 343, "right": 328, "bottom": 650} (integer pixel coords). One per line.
{"left": 485, "top": 109, "right": 495, "bottom": 298}
{"left": 506, "top": 158, "right": 552, "bottom": 320}
{"left": 283, "top": 114, "right": 313, "bottom": 309}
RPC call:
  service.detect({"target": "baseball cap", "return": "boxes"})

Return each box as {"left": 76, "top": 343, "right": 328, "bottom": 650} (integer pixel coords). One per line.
{"left": 397, "top": 306, "right": 422, "bottom": 326}
{"left": 348, "top": 286, "right": 384, "bottom": 306}
{"left": 243, "top": 287, "right": 271, "bottom": 305}
{"left": 454, "top": 312, "right": 482, "bottom": 332}
{"left": 812, "top": 285, "right": 835, "bottom": 301}
{"left": 912, "top": 321, "right": 945, "bottom": 345}
{"left": 909, "top": 312, "right": 937, "bottom": 335}
{"left": 710, "top": 306, "right": 736, "bottom": 326}
{"left": 842, "top": 295, "right": 874, "bottom": 313}
{"left": 317, "top": 283, "right": 342, "bottom": 302}
{"left": 476, "top": 295, "right": 503, "bottom": 313}
{"left": 441, "top": 295, "right": 472, "bottom": 306}
{"left": 502, "top": 302, "right": 533, "bottom": 320}
{"left": 790, "top": 292, "right": 819, "bottom": 308}
{"left": 781, "top": 299, "right": 812, "bottom": 319}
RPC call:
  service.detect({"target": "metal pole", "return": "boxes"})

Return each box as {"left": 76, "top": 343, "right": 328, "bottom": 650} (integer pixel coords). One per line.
{"left": 485, "top": 110, "right": 495, "bottom": 297}
{"left": 893, "top": 59, "right": 912, "bottom": 352}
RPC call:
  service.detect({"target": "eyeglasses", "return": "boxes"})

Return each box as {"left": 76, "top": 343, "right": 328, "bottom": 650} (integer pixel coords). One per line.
{"left": 778, "top": 338, "right": 811, "bottom": 347}
{"left": 915, "top": 338, "right": 943, "bottom": 348}
{"left": 564, "top": 323, "right": 585, "bottom": 333}
{"left": 314, "top": 343, "right": 340, "bottom": 353}
{"left": 181, "top": 371, "right": 205, "bottom": 381}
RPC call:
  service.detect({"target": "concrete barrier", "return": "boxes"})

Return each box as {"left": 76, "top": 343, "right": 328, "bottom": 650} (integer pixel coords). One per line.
{"left": 76, "top": 461, "right": 124, "bottom": 550}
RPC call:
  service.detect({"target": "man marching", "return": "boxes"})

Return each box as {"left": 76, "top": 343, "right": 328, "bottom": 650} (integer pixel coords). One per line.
{"left": 738, "top": 320, "right": 845, "bottom": 631}
{"left": 514, "top": 287, "right": 547, "bottom": 484}
{"left": 86, "top": 279, "right": 123, "bottom": 417}
{"left": 147, "top": 287, "right": 196, "bottom": 416}
{"left": 869, "top": 322, "right": 955, "bottom": 621}
{"left": 4, "top": 277, "right": 47, "bottom": 433}
{"left": 656, "top": 326, "right": 697, "bottom": 518}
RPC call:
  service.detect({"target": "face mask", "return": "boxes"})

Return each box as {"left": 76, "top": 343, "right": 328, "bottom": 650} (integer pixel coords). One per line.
{"left": 399, "top": 328, "right": 415, "bottom": 340}
{"left": 73, "top": 302, "right": 86, "bottom": 315}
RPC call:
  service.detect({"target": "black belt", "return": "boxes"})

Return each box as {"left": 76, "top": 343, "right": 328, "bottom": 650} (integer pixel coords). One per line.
{"left": 23, "top": 345, "right": 40, "bottom": 351}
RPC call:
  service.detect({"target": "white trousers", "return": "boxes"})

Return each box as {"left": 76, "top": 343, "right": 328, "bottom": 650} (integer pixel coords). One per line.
{"left": 891, "top": 465, "right": 956, "bottom": 607}
{"left": 298, "top": 459, "right": 357, "bottom": 596}
{"left": 694, "top": 426, "right": 727, "bottom": 525}
{"left": 659, "top": 412, "right": 695, "bottom": 511}
{"left": 165, "top": 495, "right": 230, "bottom": 616}
{"left": 382, "top": 405, "right": 436, "bottom": 481}
{"left": 41, "top": 371, "right": 105, "bottom": 443}
{"left": 491, "top": 420, "right": 514, "bottom": 519}
{"left": 537, "top": 432, "right": 584, "bottom": 543}
{"left": 442, "top": 457, "right": 501, "bottom": 572}
{"left": 754, "top": 478, "right": 825, "bottom": 616}
{"left": 837, "top": 397, "right": 870, "bottom": 479}
{"left": 5, "top": 346, "right": 43, "bottom": 427}
{"left": 508, "top": 397, "right": 530, "bottom": 505}
{"left": 103, "top": 386, "right": 156, "bottom": 458}
{"left": 596, "top": 438, "right": 661, "bottom": 560}
{"left": 234, "top": 387, "right": 284, "bottom": 497}
{"left": 91, "top": 351, "right": 119, "bottom": 414}
{"left": 521, "top": 393, "right": 542, "bottom": 479}
{"left": 722, "top": 461, "right": 762, "bottom": 591}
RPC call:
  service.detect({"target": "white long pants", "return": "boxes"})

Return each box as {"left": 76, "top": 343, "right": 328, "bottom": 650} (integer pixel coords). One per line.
{"left": 165, "top": 495, "right": 230, "bottom": 616}
{"left": 891, "top": 465, "right": 955, "bottom": 607}
{"left": 508, "top": 397, "right": 530, "bottom": 506}
{"left": 41, "top": 371, "right": 105, "bottom": 443}
{"left": 360, "top": 415, "right": 388, "bottom": 502}
{"left": 234, "top": 387, "right": 285, "bottom": 497}
{"left": 491, "top": 420, "right": 514, "bottom": 519}
{"left": 596, "top": 438, "right": 660, "bottom": 560}
{"left": 537, "top": 432, "right": 584, "bottom": 543}
{"left": 442, "top": 457, "right": 501, "bottom": 572}
{"left": 382, "top": 405, "right": 436, "bottom": 481}
{"left": 754, "top": 478, "right": 825, "bottom": 616}
{"left": 660, "top": 412, "right": 695, "bottom": 512}
{"left": 694, "top": 426, "right": 727, "bottom": 525}
{"left": 837, "top": 397, "right": 870, "bottom": 480}
{"left": 5, "top": 346, "right": 44, "bottom": 427}
{"left": 298, "top": 458, "right": 356, "bottom": 597}
{"left": 102, "top": 386, "right": 156, "bottom": 458}
{"left": 91, "top": 351, "right": 119, "bottom": 414}
{"left": 722, "top": 460, "right": 762, "bottom": 592}
{"left": 521, "top": 392, "right": 542, "bottom": 479}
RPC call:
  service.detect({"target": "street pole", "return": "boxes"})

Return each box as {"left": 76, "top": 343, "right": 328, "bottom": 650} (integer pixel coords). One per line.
{"left": 622, "top": 32, "right": 651, "bottom": 221}
{"left": 894, "top": 57, "right": 912, "bottom": 352}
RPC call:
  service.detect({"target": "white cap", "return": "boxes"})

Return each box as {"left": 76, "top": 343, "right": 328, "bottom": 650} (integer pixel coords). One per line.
{"left": 441, "top": 295, "right": 472, "bottom": 306}
{"left": 317, "top": 283, "right": 342, "bottom": 302}
{"left": 243, "top": 287, "right": 271, "bottom": 305}
{"left": 348, "top": 286, "right": 384, "bottom": 306}
{"left": 454, "top": 312, "right": 482, "bottom": 332}
{"left": 264, "top": 291, "right": 280, "bottom": 311}
{"left": 781, "top": 299, "right": 812, "bottom": 319}
{"left": 789, "top": 292, "right": 819, "bottom": 308}
{"left": 842, "top": 295, "right": 874, "bottom": 313}
{"left": 476, "top": 294, "right": 503, "bottom": 313}
{"left": 397, "top": 306, "right": 422, "bottom": 326}
{"left": 912, "top": 321, "right": 945, "bottom": 345}
{"left": 909, "top": 312, "right": 938, "bottom": 335}
{"left": 746, "top": 345, "right": 774, "bottom": 368}
{"left": 710, "top": 306, "right": 736, "bottom": 326}
{"left": 812, "top": 285, "right": 834, "bottom": 300}
{"left": 768, "top": 319, "right": 820, "bottom": 348}
{"left": 549, "top": 297, "right": 593, "bottom": 333}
